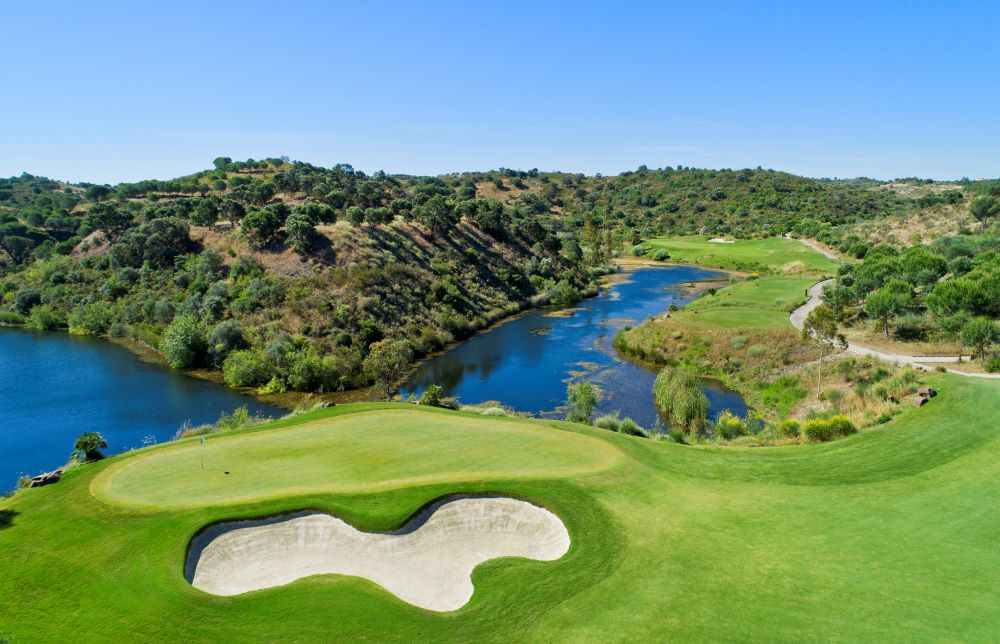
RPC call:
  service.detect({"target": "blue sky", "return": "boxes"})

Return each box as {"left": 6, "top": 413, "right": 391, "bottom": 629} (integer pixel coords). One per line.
{"left": 1, "top": 1, "right": 998, "bottom": 183}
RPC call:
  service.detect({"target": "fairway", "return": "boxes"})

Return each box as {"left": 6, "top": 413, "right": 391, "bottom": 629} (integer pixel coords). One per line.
{"left": 92, "top": 407, "right": 624, "bottom": 509}
{"left": 646, "top": 235, "right": 840, "bottom": 274}
{"left": 672, "top": 276, "right": 815, "bottom": 329}
{"left": 4, "top": 375, "right": 1000, "bottom": 641}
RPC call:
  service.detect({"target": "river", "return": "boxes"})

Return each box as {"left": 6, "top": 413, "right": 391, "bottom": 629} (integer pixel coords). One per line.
{"left": 401, "top": 265, "right": 747, "bottom": 428}
{"left": 0, "top": 328, "right": 284, "bottom": 489}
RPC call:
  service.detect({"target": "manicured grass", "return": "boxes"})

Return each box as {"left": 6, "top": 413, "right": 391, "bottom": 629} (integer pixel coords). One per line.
{"left": 672, "top": 276, "right": 815, "bottom": 329}
{"left": 92, "top": 406, "right": 623, "bottom": 509}
{"left": 646, "top": 235, "right": 840, "bottom": 274}
{"left": 3, "top": 377, "right": 1000, "bottom": 641}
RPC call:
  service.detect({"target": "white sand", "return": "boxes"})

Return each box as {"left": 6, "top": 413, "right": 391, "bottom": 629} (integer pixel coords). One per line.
{"left": 186, "top": 496, "right": 570, "bottom": 611}
{"left": 707, "top": 237, "right": 734, "bottom": 243}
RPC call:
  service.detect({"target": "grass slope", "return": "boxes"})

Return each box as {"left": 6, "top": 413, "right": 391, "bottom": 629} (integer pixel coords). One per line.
{"left": 2, "top": 375, "right": 1000, "bottom": 641}
{"left": 647, "top": 235, "right": 840, "bottom": 274}
{"left": 674, "top": 276, "right": 815, "bottom": 329}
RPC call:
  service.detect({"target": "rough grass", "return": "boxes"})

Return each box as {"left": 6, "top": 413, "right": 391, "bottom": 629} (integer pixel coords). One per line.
{"left": 2, "top": 375, "right": 1000, "bottom": 641}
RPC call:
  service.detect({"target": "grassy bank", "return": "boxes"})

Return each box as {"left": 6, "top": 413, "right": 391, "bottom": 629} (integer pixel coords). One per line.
{"left": 2, "top": 375, "right": 999, "bottom": 641}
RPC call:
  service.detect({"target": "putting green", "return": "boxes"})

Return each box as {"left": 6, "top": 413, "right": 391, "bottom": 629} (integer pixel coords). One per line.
{"left": 646, "top": 235, "right": 839, "bottom": 274}
{"left": 91, "top": 407, "right": 624, "bottom": 509}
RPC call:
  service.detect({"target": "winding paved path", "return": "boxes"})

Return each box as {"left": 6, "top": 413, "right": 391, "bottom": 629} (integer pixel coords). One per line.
{"left": 789, "top": 260, "right": 1000, "bottom": 379}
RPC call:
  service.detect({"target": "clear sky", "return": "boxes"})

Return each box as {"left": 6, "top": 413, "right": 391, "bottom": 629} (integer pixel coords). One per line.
{"left": 1, "top": 1, "right": 998, "bottom": 183}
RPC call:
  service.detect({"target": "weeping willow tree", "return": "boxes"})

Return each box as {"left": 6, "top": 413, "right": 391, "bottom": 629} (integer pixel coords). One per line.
{"left": 653, "top": 367, "right": 709, "bottom": 433}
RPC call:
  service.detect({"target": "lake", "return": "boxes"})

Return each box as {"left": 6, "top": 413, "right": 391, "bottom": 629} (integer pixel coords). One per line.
{"left": 0, "top": 328, "right": 284, "bottom": 489}
{"left": 402, "top": 265, "right": 748, "bottom": 428}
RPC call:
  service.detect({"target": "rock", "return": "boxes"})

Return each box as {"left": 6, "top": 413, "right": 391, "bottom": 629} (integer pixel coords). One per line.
{"left": 918, "top": 387, "right": 937, "bottom": 398}
{"left": 28, "top": 469, "right": 64, "bottom": 488}
{"left": 911, "top": 395, "right": 928, "bottom": 407}
{"left": 318, "top": 401, "right": 336, "bottom": 409}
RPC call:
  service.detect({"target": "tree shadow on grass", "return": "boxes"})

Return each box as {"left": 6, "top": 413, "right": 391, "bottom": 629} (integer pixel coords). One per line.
{"left": 0, "top": 509, "right": 18, "bottom": 529}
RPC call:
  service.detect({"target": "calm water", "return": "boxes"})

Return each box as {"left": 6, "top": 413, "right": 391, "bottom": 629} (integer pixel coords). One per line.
{"left": 0, "top": 328, "right": 283, "bottom": 488}
{"left": 402, "top": 265, "right": 747, "bottom": 429}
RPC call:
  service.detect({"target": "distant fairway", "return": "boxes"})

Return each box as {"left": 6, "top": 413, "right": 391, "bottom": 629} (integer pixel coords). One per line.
{"left": 673, "top": 276, "right": 816, "bottom": 329}
{"left": 4, "top": 377, "right": 1000, "bottom": 641}
{"left": 92, "top": 406, "right": 623, "bottom": 509}
{"left": 646, "top": 235, "right": 840, "bottom": 274}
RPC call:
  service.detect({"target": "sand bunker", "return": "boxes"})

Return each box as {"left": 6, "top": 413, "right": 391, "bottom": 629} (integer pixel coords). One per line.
{"left": 707, "top": 237, "right": 735, "bottom": 243}
{"left": 185, "top": 496, "right": 570, "bottom": 611}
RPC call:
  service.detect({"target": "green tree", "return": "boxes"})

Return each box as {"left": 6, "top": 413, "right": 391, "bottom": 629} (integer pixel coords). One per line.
{"left": 242, "top": 207, "right": 284, "bottom": 248}
{"left": 802, "top": 304, "right": 847, "bottom": 395}
{"left": 85, "top": 184, "right": 112, "bottom": 203}
{"left": 864, "top": 283, "right": 911, "bottom": 336}
{"left": 969, "top": 196, "right": 999, "bottom": 232}
{"left": 161, "top": 315, "right": 206, "bottom": 369}
{"left": 362, "top": 338, "right": 413, "bottom": 400}
{"left": 962, "top": 317, "right": 1000, "bottom": 361}
{"left": 418, "top": 195, "right": 459, "bottom": 238}
{"left": 73, "top": 432, "right": 108, "bottom": 462}
{"left": 345, "top": 206, "right": 366, "bottom": 227}
{"left": 221, "top": 198, "right": 245, "bottom": 228}
{"left": 565, "top": 381, "right": 597, "bottom": 424}
{"left": 191, "top": 197, "right": 220, "bottom": 228}
{"left": 284, "top": 212, "right": 318, "bottom": 254}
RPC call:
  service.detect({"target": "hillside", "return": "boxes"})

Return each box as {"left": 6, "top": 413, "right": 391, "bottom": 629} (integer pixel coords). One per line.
{"left": 0, "top": 159, "right": 993, "bottom": 396}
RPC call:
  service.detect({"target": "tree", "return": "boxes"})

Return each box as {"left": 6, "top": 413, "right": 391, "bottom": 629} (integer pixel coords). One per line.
{"left": 969, "top": 196, "right": 999, "bottom": 232}
{"left": 962, "top": 317, "right": 1000, "bottom": 361}
{"left": 191, "top": 197, "right": 220, "bottom": 228}
{"left": 565, "top": 381, "right": 597, "bottom": 424}
{"left": 161, "top": 315, "right": 206, "bottom": 369}
{"left": 345, "top": 206, "right": 366, "bottom": 227}
{"left": 84, "top": 203, "right": 132, "bottom": 241}
{"left": 213, "top": 157, "right": 233, "bottom": 171}
{"left": 221, "top": 198, "right": 245, "bottom": 228}
{"left": 73, "top": 432, "right": 108, "bottom": 462}
{"left": 242, "top": 207, "right": 285, "bottom": 248}
{"left": 802, "top": 304, "right": 847, "bottom": 395}
{"left": 362, "top": 338, "right": 413, "bottom": 400}
{"left": 418, "top": 195, "right": 459, "bottom": 238}
{"left": 284, "top": 212, "right": 318, "bottom": 254}
{"left": 864, "top": 283, "right": 910, "bottom": 336}
{"left": 85, "top": 185, "right": 112, "bottom": 203}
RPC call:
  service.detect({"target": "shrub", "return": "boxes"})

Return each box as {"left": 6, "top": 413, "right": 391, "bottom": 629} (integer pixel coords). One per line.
{"left": 827, "top": 414, "right": 857, "bottom": 437}
{"left": 803, "top": 415, "right": 856, "bottom": 441}
{"left": 730, "top": 335, "right": 747, "bottom": 350}
{"left": 667, "top": 427, "right": 686, "bottom": 444}
{"left": 714, "top": 410, "right": 749, "bottom": 440}
{"left": 776, "top": 418, "right": 801, "bottom": 438}
{"left": 632, "top": 244, "right": 649, "bottom": 256}
{"left": 0, "top": 311, "right": 25, "bottom": 325}
{"left": 419, "top": 384, "right": 446, "bottom": 407}
{"left": 26, "top": 304, "right": 64, "bottom": 330}
{"left": 160, "top": 315, "right": 206, "bottom": 369}
{"left": 985, "top": 357, "right": 1000, "bottom": 373}
{"left": 222, "top": 349, "right": 272, "bottom": 387}
{"left": 653, "top": 367, "right": 708, "bottom": 432}
{"left": 594, "top": 414, "right": 621, "bottom": 431}
{"left": 746, "top": 344, "right": 767, "bottom": 357}
{"left": 565, "top": 381, "right": 597, "bottom": 424}
{"left": 618, "top": 417, "right": 644, "bottom": 436}
{"left": 650, "top": 248, "right": 670, "bottom": 261}
{"left": 13, "top": 287, "right": 41, "bottom": 315}
{"left": 480, "top": 406, "right": 508, "bottom": 417}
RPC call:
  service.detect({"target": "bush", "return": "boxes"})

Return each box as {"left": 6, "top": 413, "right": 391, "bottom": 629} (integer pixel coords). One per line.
{"left": 986, "top": 357, "right": 1000, "bottom": 373}
{"left": 222, "top": 349, "right": 272, "bottom": 387}
{"left": 26, "top": 304, "right": 64, "bottom": 330}
{"left": 419, "top": 384, "right": 446, "bottom": 407}
{"left": 618, "top": 417, "right": 644, "bottom": 436}
{"left": 714, "top": 410, "right": 749, "bottom": 439}
{"left": 667, "top": 427, "right": 686, "bottom": 444}
{"left": 776, "top": 418, "right": 801, "bottom": 438}
{"left": 13, "top": 287, "right": 41, "bottom": 315}
{"left": 160, "top": 315, "right": 206, "bottom": 369}
{"left": 803, "top": 415, "right": 856, "bottom": 442}
{"left": 632, "top": 244, "right": 648, "bottom": 256}
{"left": 0, "top": 311, "right": 25, "bottom": 325}
{"left": 746, "top": 344, "right": 767, "bottom": 357}
{"left": 594, "top": 414, "right": 620, "bottom": 431}
{"left": 650, "top": 248, "right": 670, "bottom": 261}
{"left": 653, "top": 367, "right": 708, "bottom": 432}
{"left": 730, "top": 335, "right": 747, "bottom": 350}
